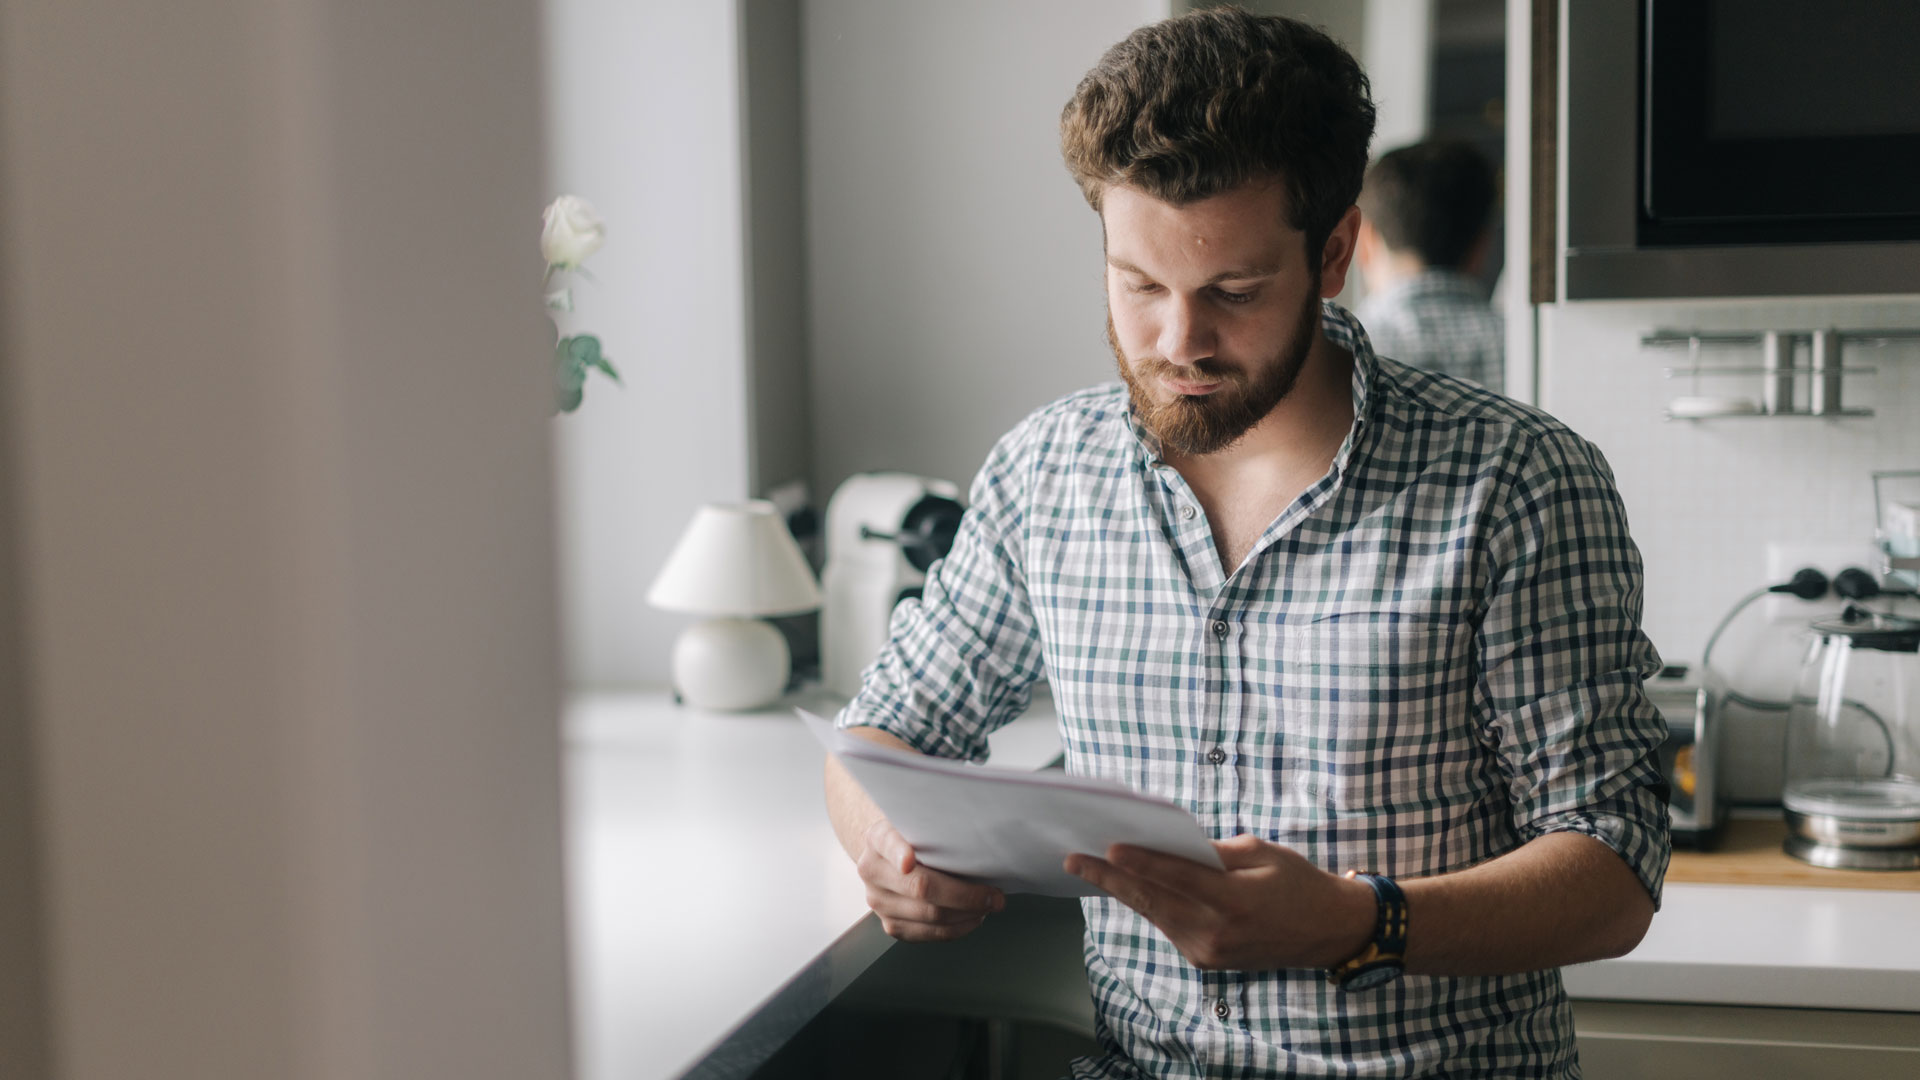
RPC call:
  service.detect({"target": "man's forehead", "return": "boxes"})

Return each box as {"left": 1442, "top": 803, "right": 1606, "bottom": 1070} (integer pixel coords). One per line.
{"left": 1099, "top": 178, "right": 1293, "bottom": 216}
{"left": 1099, "top": 181, "right": 1303, "bottom": 266}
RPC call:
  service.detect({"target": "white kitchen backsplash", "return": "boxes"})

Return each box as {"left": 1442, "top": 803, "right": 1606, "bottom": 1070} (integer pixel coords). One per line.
{"left": 1540, "top": 297, "right": 1920, "bottom": 801}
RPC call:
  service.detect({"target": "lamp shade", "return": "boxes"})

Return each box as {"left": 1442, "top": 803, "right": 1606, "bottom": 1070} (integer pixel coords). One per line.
{"left": 647, "top": 500, "right": 822, "bottom": 616}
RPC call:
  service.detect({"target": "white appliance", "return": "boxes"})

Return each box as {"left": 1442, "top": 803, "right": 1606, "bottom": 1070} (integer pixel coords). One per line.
{"left": 820, "top": 473, "right": 964, "bottom": 697}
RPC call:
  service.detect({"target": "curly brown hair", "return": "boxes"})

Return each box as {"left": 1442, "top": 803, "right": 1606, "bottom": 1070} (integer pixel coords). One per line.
{"left": 1060, "top": 6, "right": 1376, "bottom": 263}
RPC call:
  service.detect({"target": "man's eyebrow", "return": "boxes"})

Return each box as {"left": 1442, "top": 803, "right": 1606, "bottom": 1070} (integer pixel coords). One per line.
{"left": 1106, "top": 258, "right": 1280, "bottom": 284}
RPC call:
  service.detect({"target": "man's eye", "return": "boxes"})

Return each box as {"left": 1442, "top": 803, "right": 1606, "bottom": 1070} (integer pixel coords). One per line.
{"left": 1127, "top": 282, "right": 1162, "bottom": 294}
{"left": 1214, "top": 287, "right": 1256, "bottom": 304}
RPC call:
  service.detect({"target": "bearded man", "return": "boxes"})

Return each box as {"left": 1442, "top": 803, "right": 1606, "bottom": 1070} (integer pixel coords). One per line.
{"left": 825, "top": 8, "right": 1669, "bottom": 1078}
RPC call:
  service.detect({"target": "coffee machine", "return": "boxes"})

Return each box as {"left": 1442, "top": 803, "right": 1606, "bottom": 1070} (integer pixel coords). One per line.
{"left": 821, "top": 473, "right": 965, "bottom": 697}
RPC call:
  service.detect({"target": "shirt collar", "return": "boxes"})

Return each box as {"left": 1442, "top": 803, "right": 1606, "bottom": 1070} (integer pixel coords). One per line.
{"left": 1320, "top": 300, "right": 1376, "bottom": 481}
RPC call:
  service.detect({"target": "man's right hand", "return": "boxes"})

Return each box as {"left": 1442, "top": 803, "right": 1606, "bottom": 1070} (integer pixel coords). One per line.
{"left": 824, "top": 726, "right": 1005, "bottom": 941}
{"left": 853, "top": 818, "right": 1005, "bottom": 942}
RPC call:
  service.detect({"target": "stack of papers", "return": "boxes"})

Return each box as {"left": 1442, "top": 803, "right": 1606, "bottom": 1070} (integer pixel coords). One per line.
{"left": 801, "top": 709, "right": 1221, "bottom": 897}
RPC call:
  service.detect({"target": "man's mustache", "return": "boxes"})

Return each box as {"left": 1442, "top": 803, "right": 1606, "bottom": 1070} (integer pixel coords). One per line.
{"left": 1130, "top": 356, "right": 1245, "bottom": 384}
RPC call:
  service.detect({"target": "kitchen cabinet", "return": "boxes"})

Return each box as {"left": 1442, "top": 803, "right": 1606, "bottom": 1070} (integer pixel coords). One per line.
{"left": 1573, "top": 1000, "right": 1920, "bottom": 1079}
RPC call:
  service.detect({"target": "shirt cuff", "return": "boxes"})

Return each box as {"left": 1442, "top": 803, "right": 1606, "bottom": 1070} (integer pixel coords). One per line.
{"left": 1523, "top": 789, "right": 1672, "bottom": 910}
{"left": 834, "top": 698, "right": 982, "bottom": 762}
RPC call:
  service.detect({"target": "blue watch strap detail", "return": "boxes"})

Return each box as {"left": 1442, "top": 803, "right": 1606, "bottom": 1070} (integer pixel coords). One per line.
{"left": 1329, "top": 872, "right": 1409, "bottom": 989}
{"left": 1355, "top": 873, "right": 1408, "bottom": 958}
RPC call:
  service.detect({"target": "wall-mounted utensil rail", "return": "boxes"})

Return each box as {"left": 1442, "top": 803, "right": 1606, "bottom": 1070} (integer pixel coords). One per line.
{"left": 1643, "top": 328, "right": 1920, "bottom": 420}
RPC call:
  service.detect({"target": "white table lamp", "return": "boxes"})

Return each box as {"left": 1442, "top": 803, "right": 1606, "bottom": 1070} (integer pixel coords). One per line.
{"left": 647, "top": 500, "right": 822, "bottom": 711}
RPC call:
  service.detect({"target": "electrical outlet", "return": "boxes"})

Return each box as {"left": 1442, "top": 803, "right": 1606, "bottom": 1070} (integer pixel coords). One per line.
{"left": 1762, "top": 542, "right": 1882, "bottom": 622}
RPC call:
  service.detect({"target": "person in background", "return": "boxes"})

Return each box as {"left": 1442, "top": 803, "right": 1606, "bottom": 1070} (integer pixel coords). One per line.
{"left": 1354, "top": 139, "right": 1505, "bottom": 392}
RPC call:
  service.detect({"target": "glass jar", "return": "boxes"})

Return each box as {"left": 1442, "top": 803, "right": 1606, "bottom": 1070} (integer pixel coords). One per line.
{"left": 1781, "top": 608, "right": 1920, "bottom": 870}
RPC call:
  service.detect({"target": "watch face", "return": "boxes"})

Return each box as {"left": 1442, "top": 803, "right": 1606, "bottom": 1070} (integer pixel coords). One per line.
{"left": 1341, "top": 962, "right": 1403, "bottom": 991}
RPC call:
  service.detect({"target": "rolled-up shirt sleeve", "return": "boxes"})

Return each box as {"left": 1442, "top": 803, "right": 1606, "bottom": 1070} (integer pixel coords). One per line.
{"left": 835, "top": 420, "right": 1049, "bottom": 763}
{"left": 1474, "top": 429, "right": 1672, "bottom": 907}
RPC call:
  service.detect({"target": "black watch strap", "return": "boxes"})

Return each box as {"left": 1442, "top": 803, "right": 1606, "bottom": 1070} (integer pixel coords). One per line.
{"left": 1360, "top": 873, "right": 1408, "bottom": 954}
{"left": 1328, "top": 872, "right": 1408, "bottom": 989}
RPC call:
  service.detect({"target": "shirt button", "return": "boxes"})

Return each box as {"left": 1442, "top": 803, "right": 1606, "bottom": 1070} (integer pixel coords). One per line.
{"left": 1211, "top": 620, "right": 1228, "bottom": 640}
{"left": 1179, "top": 503, "right": 1197, "bottom": 521}
{"left": 1207, "top": 746, "right": 1227, "bottom": 765}
{"left": 1214, "top": 999, "right": 1231, "bottom": 1021}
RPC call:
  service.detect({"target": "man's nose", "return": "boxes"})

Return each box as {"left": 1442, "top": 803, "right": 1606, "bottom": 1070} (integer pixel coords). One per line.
{"left": 1157, "top": 296, "right": 1216, "bottom": 366}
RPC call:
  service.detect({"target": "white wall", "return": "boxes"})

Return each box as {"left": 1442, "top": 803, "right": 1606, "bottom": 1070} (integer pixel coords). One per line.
{"left": 0, "top": 1, "right": 571, "bottom": 1077}
{"left": 1539, "top": 298, "right": 1920, "bottom": 798}
{"left": 1363, "top": 0, "right": 1435, "bottom": 151}
{"left": 805, "top": 0, "right": 1172, "bottom": 501}
{"left": 546, "top": 0, "right": 752, "bottom": 688}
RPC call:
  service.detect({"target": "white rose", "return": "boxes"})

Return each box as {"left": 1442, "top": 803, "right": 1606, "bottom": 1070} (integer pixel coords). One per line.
{"left": 541, "top": 195, "right": 606, "bottom": 268}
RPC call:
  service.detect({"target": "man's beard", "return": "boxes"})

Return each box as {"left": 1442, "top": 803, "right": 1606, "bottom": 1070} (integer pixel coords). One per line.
{"left": 1111, "top": 281, "right": 1323, "bottom": 458}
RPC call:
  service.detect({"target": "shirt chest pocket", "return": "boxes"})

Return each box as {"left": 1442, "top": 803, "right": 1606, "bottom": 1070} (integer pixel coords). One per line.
{"left": 1273, "top": 619, "right": 1476, "bottom": 814}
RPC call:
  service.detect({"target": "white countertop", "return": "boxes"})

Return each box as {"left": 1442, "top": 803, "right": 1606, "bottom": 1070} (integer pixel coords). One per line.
{"left": 563, "top": 687, "right": 1065, "bottom": 1080}
{"left": 565, "top": 687, "right": 1920, "bottom": 1080}
{"left": 1564, "top": 881, "right": 1920, "bottom": 1011}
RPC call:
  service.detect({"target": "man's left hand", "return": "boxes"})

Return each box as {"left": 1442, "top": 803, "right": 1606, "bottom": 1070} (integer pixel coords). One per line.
{"left": 1065, "top": 834, "right": 1376, "bottom": 972}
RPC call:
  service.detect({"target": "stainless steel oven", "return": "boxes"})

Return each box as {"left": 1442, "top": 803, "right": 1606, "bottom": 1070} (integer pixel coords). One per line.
{"left": 1562, "top": 1, "right": 1920, "bottom": 299}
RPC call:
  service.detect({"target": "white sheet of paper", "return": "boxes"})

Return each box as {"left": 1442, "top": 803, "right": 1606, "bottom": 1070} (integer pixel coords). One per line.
{"left": 801, "top": 709, "right": 1223, "bottom": 897}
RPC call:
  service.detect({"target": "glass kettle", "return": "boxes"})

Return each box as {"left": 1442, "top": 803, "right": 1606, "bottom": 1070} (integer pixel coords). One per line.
{"left": 1782, "top": 606, "right": 1920, "bottom": 870}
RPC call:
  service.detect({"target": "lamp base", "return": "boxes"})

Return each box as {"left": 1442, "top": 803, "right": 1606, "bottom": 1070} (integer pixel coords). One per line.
{"left": 671, "top": 616, "right": 790, "bottom": 712}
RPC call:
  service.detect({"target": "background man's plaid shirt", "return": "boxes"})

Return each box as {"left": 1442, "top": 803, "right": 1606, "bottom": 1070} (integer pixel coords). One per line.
{"left": 1355, "top": 269, "right": 1505, "bottom": 393}
{"left": 840, "top": 303, "right": 1670, "bottom": 1078}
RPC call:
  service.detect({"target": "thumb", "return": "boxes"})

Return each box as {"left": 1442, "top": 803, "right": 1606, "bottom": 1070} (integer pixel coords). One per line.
{"left": 865, "top": 819, "right": 916, "bottom": 875}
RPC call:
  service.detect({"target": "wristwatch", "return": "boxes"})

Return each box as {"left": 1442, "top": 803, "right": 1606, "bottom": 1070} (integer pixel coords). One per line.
{"left": 1327, "top": 871, "right": 1408, "bottom": 991}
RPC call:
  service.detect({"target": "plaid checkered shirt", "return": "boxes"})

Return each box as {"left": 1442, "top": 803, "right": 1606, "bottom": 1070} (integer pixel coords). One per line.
{"left": 1355, "top": 270, "right": 1505, "bottom": 394}
{"left": 839, "top": 302, "right": 1670, "bottom": 1079}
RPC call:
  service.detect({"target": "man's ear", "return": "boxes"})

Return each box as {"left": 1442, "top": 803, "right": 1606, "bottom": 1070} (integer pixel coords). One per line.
{"left": 1318, "top": 206, "right": 1363, "bottom": 298}
{"left": 1352, "top": 217, "right": 1384, "bottom": 280}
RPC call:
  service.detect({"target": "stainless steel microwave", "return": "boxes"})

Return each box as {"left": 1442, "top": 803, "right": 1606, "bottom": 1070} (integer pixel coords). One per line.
{"left": 1561, "top": 1, "right": 1920, "bottom": 300}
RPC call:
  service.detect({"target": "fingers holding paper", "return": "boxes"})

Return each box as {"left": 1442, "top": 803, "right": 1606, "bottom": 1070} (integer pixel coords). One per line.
{"left": 1065, "top": 833, "right": 1374, "bottom": 971}
{"left": 858, "top": 820, "right": 1006, "bottom": 942}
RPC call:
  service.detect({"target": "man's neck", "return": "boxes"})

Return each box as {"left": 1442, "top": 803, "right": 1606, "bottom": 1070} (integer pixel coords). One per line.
{"left": 1163, "top": 330, "right": 1357, "bottom": 571}
{"left": 1360, "top": 250, "right": 1431, "bottom": 297}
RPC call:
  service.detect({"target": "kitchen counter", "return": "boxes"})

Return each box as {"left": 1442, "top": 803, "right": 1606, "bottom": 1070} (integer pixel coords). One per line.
{"left": 1666, "top": 816, "right": 1920, "bottom": 891}
{"left": 566, "top": 689, "right": 1920, "bottom": 1080}
{"left": 1564, "top": 815, "right": 1920, "bottom": 1012}
{"left": 564, "top": 687, "right": 1068, "bottom": 1080}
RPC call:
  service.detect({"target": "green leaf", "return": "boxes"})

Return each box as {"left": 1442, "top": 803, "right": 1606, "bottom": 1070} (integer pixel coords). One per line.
{"left": 553, "top": 336, "right": 588, "bottom": 413}
{"left": 551, "top": 335, "right": 618, "bottom": 413}
{"left": 570, "top": 335, "right": 622, "bottom": 385}
{"left": 587, "top": 353, "right": 621, "bottom": 385}
{"left": 565, "top": 335, "right": 601, "bottom": 367}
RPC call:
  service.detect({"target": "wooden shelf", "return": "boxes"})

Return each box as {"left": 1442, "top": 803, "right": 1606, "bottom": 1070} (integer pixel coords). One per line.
{"left": 1669, "top": 817, "right": 1920, "bottom": 891}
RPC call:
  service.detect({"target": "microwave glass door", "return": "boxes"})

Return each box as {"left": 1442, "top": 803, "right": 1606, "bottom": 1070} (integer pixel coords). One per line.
{"left": 1642, "top": 0, "right": 1920, "bottom": 245}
